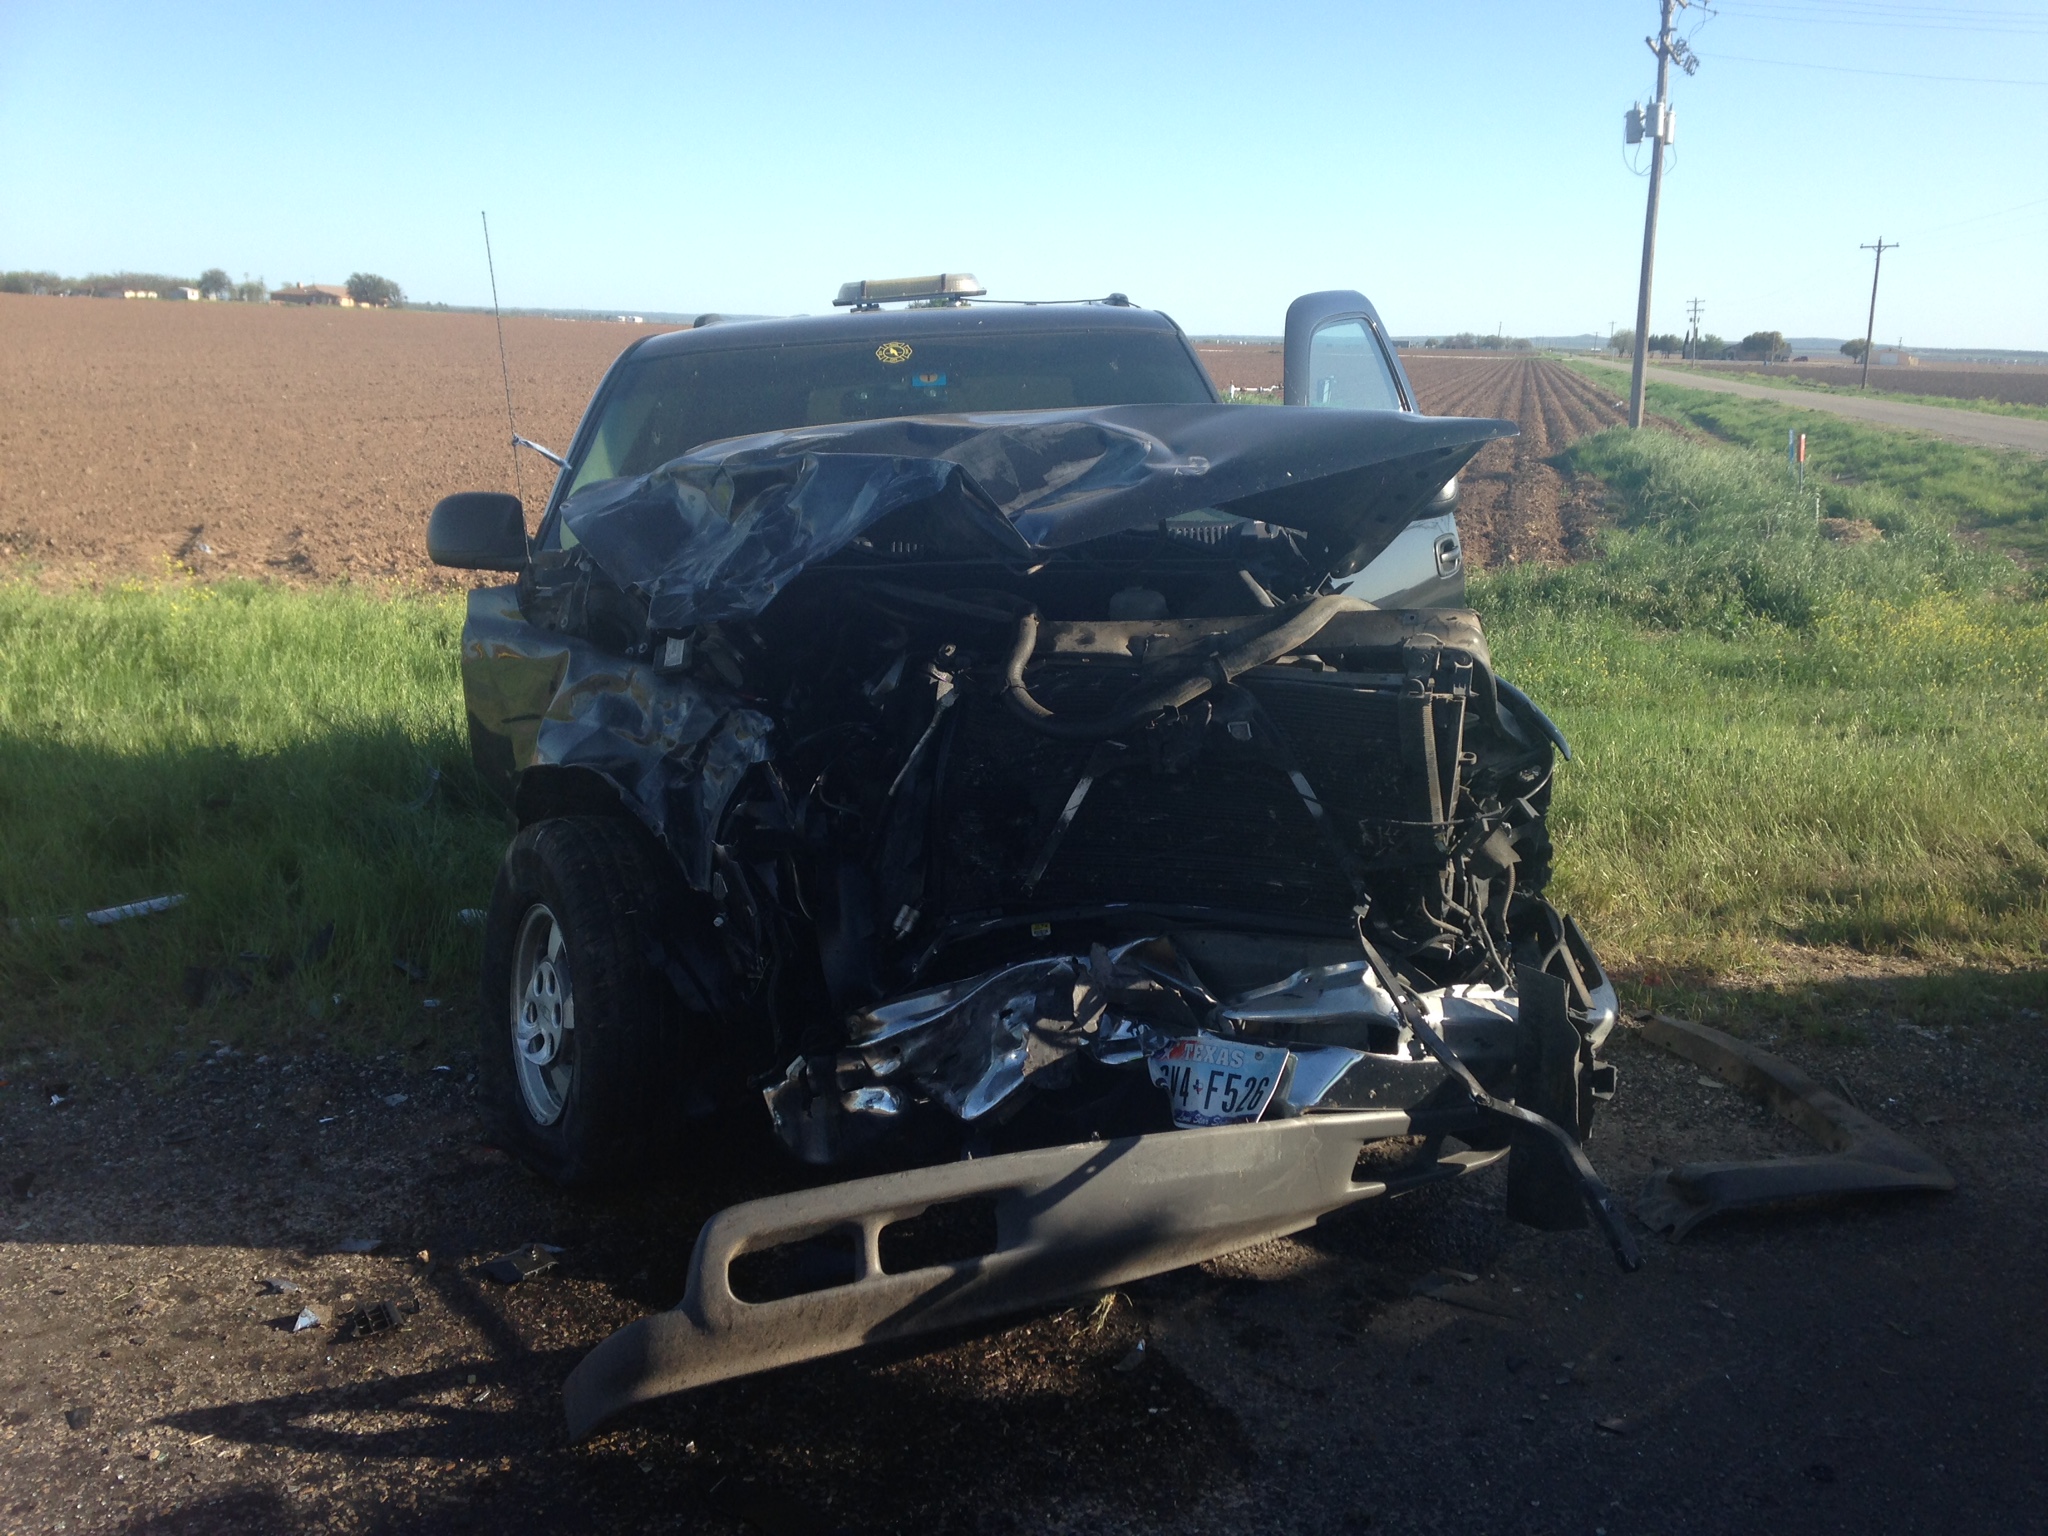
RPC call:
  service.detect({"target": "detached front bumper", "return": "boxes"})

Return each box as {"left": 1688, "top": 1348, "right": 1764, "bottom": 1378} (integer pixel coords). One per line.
{"left": 565, "top": 1110, "right": 1499, "bottom": 1438}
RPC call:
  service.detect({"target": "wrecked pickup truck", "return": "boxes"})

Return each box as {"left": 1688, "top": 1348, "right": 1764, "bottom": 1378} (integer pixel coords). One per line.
{"left": 428, "top": 279, "right": 1639, "bottom": 1437}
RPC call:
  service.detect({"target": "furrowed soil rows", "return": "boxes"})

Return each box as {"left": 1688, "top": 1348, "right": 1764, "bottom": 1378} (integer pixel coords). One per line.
{"left": 0, "top": 295, "right": 673, "bottom": 586}
{"left": 1400, "top": 354, "right": 1624, "bottom": 568}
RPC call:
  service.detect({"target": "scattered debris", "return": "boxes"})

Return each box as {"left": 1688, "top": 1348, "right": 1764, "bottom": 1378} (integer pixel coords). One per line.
{"left": 1112, "top": 1339, "right": 1149, "bottom": 1373}
{"left": 1635, "top": 1013, "right": 1955, "bottom": 1241}
{"left": 382, "top": 1093, "right": 409, "bottom": 1108}
{"left": 480, "top": 1243, "right": 562, "bottom": 1284}
{"left": 393, "top": 958, "right": 426, "bottom": 982}
{"left": 1596, "top": 1416, "right": 1629, "bottom": 1435}
{"left": 334, "top": 1237, "right": 382, "bottom": 1255}
{"left": 260, "top": 1276, "right": 302, "bottom": 1295}
{"left": 64, "top": 1406, "right": 94, "bottom": 1431}
{"left": 421, "top": 998, "right": 442, "bottom": 1010}
{"left": 456, "top": 908, "right": 487, "bottom": 927}
{"left": 289, "top": 1306, "right": 326, "bottom": 1333}
{"left": 45, "top": 1083, "right": 70, "bottom": 1108}
{"left": 341, "top": 1300, "right": 405, "bottom": 1339}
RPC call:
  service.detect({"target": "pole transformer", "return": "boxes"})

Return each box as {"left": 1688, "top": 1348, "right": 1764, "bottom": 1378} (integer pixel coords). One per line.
{"left": 1858, "top": 239, "right": 1898, "bottom": 389}
{"left": 1628, "top": 0, "right": 1684, "bottom": 429}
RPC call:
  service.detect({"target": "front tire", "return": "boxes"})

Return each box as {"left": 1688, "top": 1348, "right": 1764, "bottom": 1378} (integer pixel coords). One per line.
{"left": 479, "top": 816, "right": 695, "bottom": 1185}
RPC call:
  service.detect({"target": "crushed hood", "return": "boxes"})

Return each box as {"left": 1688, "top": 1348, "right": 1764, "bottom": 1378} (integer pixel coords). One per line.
{"left": 559, "top": 404, "right": 1515, "bottom": 632}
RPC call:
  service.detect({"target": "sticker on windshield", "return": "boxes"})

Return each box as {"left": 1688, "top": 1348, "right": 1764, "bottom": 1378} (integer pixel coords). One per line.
{"left": 911, "top": 371, "right": 947, "bottom": 389}
{"left": 875, "top": 340, "right": 913, "bottom": 364}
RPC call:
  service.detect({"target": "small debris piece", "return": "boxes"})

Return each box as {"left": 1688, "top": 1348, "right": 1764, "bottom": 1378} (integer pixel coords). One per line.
{"left": 1694, "top": 1074, "right": 1729, "bottom": 1090}
{"left": 383, "top": 1093, "right": 409, "bottom": 1108}
{"left": 480, "top": 1243, "right": 560, "bottom": 1285}
{"left": 456, "top": 908, "right": 487, "bottom": 928}
{"left": 1596, "top": 1416, "right": 1629, "bottom": 1435}
{"left": 290, "top": 1306, "right": 326, "bottom": 1333}
{"left": 64, "top": 1407, "right": 94, "bottom": 1431}
{"left": 1112, "top": 1339, "right": 1148, "bottom": 1373}
{"left": 341, "top": 1300, "right": 405, "bottom": 1339}
{"left": 86, "top": 893, "right": 187, "bottom": 927}
{"left": 422, "top": 999, "right": 442, "bottom": 1010}
{"left": 163, "top": 1126, "right": 200, "bottom": 1145}
{"left": 335, "top": 1237, "right": 382, "bottom": 1255}
{"left": 261, "top": 1277, "right": 302, "bottom": 1295}
{"left": 393, "top": 958, "right": 426, "bottom": 982}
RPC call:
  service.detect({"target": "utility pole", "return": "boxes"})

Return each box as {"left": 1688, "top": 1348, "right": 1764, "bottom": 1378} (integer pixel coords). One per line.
{"left": 1626, "top": 0, "right": 1696, "bottom": 428}
{"left": 1858, "top": 238, "right": 1897, "bottom": 389}
{"left": 1685, "top": 297, "right": 1704, "bottom": 362}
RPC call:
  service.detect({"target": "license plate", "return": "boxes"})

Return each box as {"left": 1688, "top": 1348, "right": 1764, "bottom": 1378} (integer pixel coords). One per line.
{"left": 1148, "top": 1033, "right": 1290, "bottom": 1129}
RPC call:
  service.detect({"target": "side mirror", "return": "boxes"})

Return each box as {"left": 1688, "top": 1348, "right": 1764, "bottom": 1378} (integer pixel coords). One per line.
{"left": 1283, "top": 290, "right": 1413, "bottom": 412}
{"left": 428, "top": 492, "right": 528, "bottom": 570}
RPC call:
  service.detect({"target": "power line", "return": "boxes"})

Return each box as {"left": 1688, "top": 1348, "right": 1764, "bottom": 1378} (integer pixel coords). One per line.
{"left": 1696, "top": 50, "right": 2048, "bottom": 84}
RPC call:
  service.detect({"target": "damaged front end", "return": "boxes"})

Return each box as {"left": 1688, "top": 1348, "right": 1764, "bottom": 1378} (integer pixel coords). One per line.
{"left": 453, "top": 402, "right": 1641, "bottom": 1431}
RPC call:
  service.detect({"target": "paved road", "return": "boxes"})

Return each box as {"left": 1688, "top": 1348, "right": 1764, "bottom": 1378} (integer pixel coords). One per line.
{"left": 1641, "top": 365, "right": 2048, "bottom": 455}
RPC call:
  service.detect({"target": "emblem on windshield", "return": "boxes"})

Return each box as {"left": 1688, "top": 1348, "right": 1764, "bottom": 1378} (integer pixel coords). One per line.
{"left": 875, "top": 341, "right": 913, "bottom": 364}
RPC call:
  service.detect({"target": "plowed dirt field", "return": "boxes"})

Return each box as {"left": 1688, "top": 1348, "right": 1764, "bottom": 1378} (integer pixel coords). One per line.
{"left": 1400, "top": 355, "right": 1624, "bottom": 568}
{"left": 0, "top": 295, "right": 667, "bottom": 587}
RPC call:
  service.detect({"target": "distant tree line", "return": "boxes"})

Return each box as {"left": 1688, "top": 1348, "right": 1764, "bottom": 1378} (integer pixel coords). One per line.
{"left": 1611, "top": 327, "right": 1788, "bottom": 361}
{"left": 1, "top": 268, "right": 401, "bottom": 306}
{"left": 1418, "top": 332, "right": 1534, "bottom": 352}
{"left": 1, "top": 268, "right": 269, "bottom": 301}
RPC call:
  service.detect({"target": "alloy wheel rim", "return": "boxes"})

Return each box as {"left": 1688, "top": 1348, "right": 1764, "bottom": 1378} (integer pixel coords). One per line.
{"left": 510, "top": 903, "right": 575, "bottom": 1126}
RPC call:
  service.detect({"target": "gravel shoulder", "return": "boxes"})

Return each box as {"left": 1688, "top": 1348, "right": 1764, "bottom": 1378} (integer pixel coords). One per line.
{"left": 4, "top": 970, "right": 2043, "bottom": 1534}
{"left": 1640, "top": 365, "right": 2048, "bottom": 457}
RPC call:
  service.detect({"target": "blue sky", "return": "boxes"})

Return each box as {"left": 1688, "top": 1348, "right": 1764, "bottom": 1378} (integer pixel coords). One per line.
{"left": 4, "top": 1, "right": 2045, "bottom": 346}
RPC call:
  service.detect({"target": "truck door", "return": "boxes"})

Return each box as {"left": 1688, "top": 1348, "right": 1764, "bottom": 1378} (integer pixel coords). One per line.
{"left": 1284, "top": 291, "right": 1465, "bottom": 609}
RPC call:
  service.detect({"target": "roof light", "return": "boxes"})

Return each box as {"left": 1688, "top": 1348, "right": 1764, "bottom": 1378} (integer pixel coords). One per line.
{"left": 833, "top": 273, "right": 985, "bottom": 310}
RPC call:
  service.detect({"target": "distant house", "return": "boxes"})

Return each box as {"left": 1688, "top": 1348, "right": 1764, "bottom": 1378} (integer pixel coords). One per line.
{"left": 271, "top": 284, "right": 355, "bottom": 307}
{"left": 110, "top": 288, "right": 158, "bottom": 300}
{"left": 168, "top": 286, "right": 202, "bottom": 301}
{"left": 1875, "top": 348, "right": 1918, "bottom": 367}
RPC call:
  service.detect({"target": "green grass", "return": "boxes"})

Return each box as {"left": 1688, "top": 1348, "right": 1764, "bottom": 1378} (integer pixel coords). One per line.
{"left": 0, "top": 580, "right": 507, "bottom": 1067}
{"left": 1477, "top": 425, "right": 2048, "bottom": 976}
{"left": 1563, "top": 357, "right": 2048, "bottom": 566}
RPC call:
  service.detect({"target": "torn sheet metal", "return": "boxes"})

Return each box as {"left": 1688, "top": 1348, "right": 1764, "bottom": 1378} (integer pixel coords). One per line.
{"left": 563, "top": 1107, "right": 1496, "bottom": 1438}
{"left": 766, "top": 939, "right": 1207, "bottom": 1160}
{"left": 1635, "top": 1012, "right": 1955, "bottom": 1240}
{"left": 559, "top": 405, "right": 1515, "bottom": 631}
{"left": 460, "top": 587, "right": 771, "bottom": 886}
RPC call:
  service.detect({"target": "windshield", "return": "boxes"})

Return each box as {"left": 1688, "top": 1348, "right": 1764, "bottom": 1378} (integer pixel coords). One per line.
{"left": 560, "top": 328, "right": 1214, "bottom": 502}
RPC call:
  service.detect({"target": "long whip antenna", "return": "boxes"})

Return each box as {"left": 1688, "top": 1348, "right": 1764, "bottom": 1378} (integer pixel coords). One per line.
{"left": 481, "top": 211, "right": 524, "bottom": 505}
